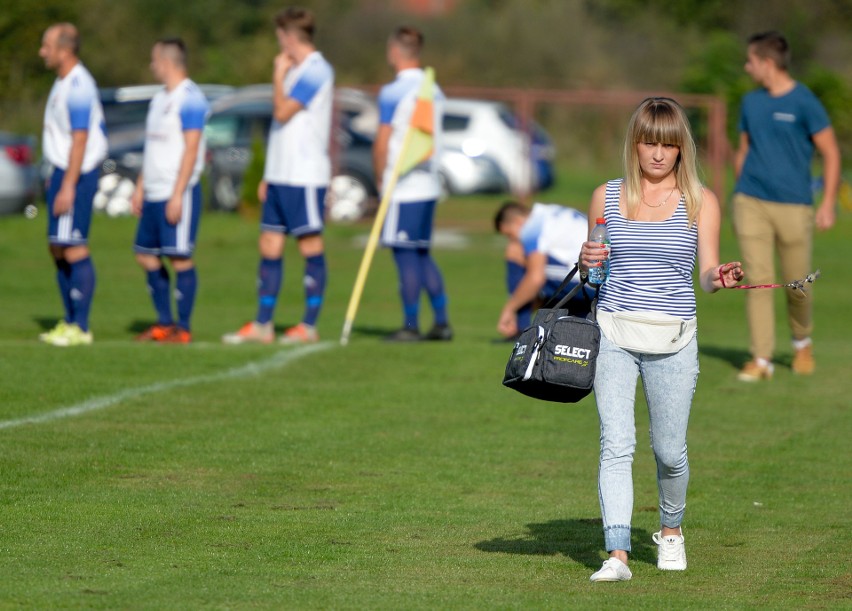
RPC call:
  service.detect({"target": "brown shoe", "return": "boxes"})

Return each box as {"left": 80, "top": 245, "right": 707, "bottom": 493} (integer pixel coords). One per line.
{"left": 792, "top": 345, "right": 815, "bottom": 375}
{"left": 737, "top": 360, "right": 774, "bottom": 382}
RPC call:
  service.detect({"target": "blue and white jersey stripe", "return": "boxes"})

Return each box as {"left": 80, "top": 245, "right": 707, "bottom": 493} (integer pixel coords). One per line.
{"left": 42, "top": 63, "right": 108, "bottom": 173}
{"left": 264, "top": 51, "right": 334, "bottom": 186}
{"left": 597, "top": 179, "right": 698, "bottom": 319}
{"left": 143, "top": 79, "right": 210, "bottom": 201}
{"left": 519, "top": 203, "right": 587, "bottom": 281}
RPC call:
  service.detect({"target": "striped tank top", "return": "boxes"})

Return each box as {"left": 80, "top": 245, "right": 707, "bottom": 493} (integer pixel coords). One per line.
{"left": 597, "top": 179, "right": 698, "bottom": 319}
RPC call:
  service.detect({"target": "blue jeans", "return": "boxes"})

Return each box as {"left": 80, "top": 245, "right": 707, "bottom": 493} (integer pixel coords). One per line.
{"left": 593, "top": 333, "right": 699, "bottom": 553}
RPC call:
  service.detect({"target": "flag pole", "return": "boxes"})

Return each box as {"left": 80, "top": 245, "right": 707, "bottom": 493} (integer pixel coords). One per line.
{"left": 340, "top": 68, "right": 435, "bottom": 346}
{"left": 339, "top": 149, "right": 408, "bottom": 346}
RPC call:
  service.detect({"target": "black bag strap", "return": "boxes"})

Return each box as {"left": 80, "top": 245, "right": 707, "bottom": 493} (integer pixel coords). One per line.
{"left": 534, "top": 264, "right": 600, "bottom": 326}
{"left": 541, "top": 264, "right": 599, "bottom": 309}
{"left": 541, "top": 264, "right": 580, "bottom": 309}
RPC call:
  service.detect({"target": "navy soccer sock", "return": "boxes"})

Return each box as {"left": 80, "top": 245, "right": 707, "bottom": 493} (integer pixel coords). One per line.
{"left": 302, "top": 254, "right": 326, "bottom": 327}
{"left": 175, "top": 267, "right": 197, "bottom": 332}
{"left": 69, "top": 257, "right": 96, "bottom": 332}
{"left": 507, "top": 260, "right": 532, "bottom": 329}
{"left": 392, "top": 248, "right": 421, "bottom": 330}
{"left": 419, "top": 250, "right": 448, "bottom": 326}
{"left": 55, "top": 258, "right": 74, "bottom": 324}
{"left": 146, "top": 267, "right": 173, "bottom": 326}
{"left": 256, "top": 258, "right": 283, "bottom": 325}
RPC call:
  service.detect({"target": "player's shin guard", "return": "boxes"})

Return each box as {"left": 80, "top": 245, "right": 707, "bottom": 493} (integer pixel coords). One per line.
{"left": 55, "top": 258, "right": 74, "bottom": 323}
{"left": 175, "top": 268, "right": 197, "bottom": 332}
{"left": 393, "top": 248, "right": 421, "bottom": 330}
{"left": 147, "top": 267, "right": 173, "bottom": 326}
{"left": 303, "top": 254, "right": 326, "bottom": 327}
{"left": 419, "top": 251, "right": 448, "bottom": 326}
{"left": 69, "top": 257, "right": 96, "bottom": 332}
{"left": 256, "top": 258, "right": 282, "bottom": 325}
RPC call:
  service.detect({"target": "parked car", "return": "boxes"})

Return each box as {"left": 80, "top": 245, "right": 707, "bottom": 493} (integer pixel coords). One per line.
{"left": 0, "top": 132, "right": 38, "bottom": 215}
{"left": 205, "top": 85, "right": 380, "bottom": 221}
{"left": 94, "top": 84, "right": 234, "bottom": 215}
{"left": 312, "top": 90, "right": 508, "bottom": 199}
{"left": 206, "top": 86, "right": 513, "bottom": 221}
{"left": 441, "top": 98, "right": 555, "bottom": 194}
{"left": 438, "top": 146, "right": 507, "bottom": 196}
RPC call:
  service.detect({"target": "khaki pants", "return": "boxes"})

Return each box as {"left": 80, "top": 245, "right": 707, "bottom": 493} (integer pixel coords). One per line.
{"left": 732, "top": 193, "right": 813, "bottom": 360}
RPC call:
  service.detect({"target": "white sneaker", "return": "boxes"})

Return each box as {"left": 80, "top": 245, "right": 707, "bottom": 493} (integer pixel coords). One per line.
{"left": 589, "top": 557, "right": 632, "bottom": 582}
{"left": 652, "top": 531, "right": 687, "bottom": 570}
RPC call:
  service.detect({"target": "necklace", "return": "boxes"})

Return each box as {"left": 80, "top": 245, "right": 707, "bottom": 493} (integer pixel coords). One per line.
{"left": 642, "top": 185, "right": 677, "bottom": 208}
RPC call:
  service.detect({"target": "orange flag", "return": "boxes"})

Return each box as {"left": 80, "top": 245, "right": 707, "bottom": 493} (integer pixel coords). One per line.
{"left": 395, "top": 66, "right": 435, "bottom": 176}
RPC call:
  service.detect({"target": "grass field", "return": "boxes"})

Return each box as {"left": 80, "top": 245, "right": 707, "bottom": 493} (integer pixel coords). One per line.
{"left": 0, "top": 187, "right": 850, "bottom": 610}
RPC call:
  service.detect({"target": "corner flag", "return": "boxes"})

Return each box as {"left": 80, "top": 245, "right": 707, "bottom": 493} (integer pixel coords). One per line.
{"left": 396, "top": 67, "right": 436, "bottom": 176}
{"left": 340, "top": 67, "right": 437, "bottom": 346}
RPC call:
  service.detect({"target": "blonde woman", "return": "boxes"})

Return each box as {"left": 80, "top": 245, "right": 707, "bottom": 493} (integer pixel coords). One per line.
{"left": 579, "top": 98, "right": 744, "bottom": 582}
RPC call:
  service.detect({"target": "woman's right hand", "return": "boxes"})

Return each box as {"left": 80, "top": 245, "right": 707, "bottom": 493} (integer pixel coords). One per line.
{"left": 579, "top": 240, "right": 609, "bottom": 272}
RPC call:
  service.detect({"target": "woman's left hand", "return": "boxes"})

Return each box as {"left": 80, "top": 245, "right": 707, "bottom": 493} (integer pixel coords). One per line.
{"left": 718, "top": 261, "right": 744, "bottom": 288}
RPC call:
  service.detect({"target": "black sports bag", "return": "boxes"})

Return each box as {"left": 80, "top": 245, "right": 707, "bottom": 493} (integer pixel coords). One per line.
{"left": 502, "top": 265, "right": 600, "bottom": 403}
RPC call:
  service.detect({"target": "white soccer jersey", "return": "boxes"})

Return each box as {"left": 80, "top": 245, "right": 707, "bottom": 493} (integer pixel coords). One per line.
{"left": 378, "top": 68, "right": 444, "bottom": 202}
{"left": 142, "top": 79, "right": 210, "bottom": 201}
{"left": 263, "top": 51, "right": 334, "bottom": 187}
{"left": 520, "top": 203, "right": 588, "bottom": 281}
{"left": 42, "top": 62, "right": 108, "bottom": 174}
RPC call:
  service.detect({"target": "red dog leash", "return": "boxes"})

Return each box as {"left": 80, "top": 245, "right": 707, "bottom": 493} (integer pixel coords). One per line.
{"left": 720, "top": 268, "right": 821, "bottom": 295}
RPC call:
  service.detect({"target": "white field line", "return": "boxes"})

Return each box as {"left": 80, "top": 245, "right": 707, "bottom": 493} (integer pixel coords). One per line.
{"left": 0, "top": 342, "right": 332, "bottom": 431}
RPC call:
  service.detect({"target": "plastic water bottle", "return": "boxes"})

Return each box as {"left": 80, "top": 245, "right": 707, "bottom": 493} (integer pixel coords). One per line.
{"left": 588, "top": 217, "right": 610, "bottom": 286}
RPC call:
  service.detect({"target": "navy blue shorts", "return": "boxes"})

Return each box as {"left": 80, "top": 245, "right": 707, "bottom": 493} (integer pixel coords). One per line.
{"left": 47, "top": 167, "right": 100, "bottom": 246}
{"left": 381, "top": 198, "right": 437, "bottom": 249}
{"left": 261, "top": 184, "right": 326, "bottom": 236}
{"left": 134, "top": 183, "right": 202, "bottom": 258}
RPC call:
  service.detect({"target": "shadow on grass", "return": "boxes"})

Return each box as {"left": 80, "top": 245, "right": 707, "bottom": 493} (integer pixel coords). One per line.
{"left": 698, "top": 343, "right": 752, "bottom": 370}
{"left": 127, "top": 319, "right": 154, "bottom": 334}
{"left": 34, "top": 316, "right": 59, "bottom": 332}
{"left": 352, "top": 325, "right": 396, "bottom": 338}
{"left": 475, "top": 518, "right": 656, "bottom": 570}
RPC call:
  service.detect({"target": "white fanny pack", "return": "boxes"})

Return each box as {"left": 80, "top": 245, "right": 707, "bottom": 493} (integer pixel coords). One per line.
{"left": 597, "top": 310, "right": 696, "bottom": 354}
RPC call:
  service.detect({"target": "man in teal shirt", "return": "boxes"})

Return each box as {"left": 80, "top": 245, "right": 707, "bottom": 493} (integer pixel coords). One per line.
{"left": 733, "top": 31, "right": 840, "bottom": 381}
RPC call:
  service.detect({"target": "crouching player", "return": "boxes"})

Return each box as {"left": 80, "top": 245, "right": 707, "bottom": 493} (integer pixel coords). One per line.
{"left": 495, "top": 201, "right": 594, "bottom": 339}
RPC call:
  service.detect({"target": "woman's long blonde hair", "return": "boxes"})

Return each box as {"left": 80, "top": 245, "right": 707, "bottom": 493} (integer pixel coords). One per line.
{"left": 622, "top": 97, "right": 703, "bottom": 226}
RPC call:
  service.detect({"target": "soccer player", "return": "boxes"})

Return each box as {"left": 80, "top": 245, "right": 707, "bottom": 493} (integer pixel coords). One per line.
{"left": 223, "top": 7, "right": 333, "bottom": 345}
{"left": 131, "top": 38, "right": 210, "bottom": 343}
{"left": 38, "top": 23, "right": 108, "bottom": 346}
{"left": 494, "top": 201, "right": 593, "bottom": 339}
{"left": 374, "top": 26, "right": 451, "bottom": 342}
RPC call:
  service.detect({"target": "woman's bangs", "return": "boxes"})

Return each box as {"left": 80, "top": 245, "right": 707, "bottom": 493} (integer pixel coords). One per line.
{"left": 636, "top": 107, "right": 683, "bottom": 147}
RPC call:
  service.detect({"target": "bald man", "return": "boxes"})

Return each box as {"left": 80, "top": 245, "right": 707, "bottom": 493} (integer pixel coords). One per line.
{"left": 39, "top": 23, "right": 108, "bottom": 346}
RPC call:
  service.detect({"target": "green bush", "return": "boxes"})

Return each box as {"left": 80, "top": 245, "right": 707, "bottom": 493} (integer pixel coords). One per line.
{"left": 239, "top": 132, "right": 266, "bottom": 214}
